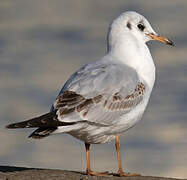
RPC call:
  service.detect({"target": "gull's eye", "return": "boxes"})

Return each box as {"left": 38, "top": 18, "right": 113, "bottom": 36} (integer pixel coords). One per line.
{"left": 137, "top": 23, "right": 145, "bottom": 31}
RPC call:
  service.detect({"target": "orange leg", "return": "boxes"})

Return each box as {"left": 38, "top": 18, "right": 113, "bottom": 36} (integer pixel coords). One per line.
{"left": 115, "top": 135, "right": 140, "bottom": 177}
{"left": 85, "top": 143, "right": 108, "bottom": 176}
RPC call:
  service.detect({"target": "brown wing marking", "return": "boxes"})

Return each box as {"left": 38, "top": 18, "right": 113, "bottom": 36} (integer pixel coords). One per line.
{"left": 55, "top": 91, "right": 102, "bottom": 118}
{"left": 55, "top": 82, "right": 145, "bottom": 118}
{"left": 106, "top": 82, "right": 145, "bottom": 111}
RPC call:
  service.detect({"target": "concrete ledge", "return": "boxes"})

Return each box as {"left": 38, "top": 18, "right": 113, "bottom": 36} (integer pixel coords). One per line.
{"left": 0, "top": 166, "right": 185, "bottom": 180}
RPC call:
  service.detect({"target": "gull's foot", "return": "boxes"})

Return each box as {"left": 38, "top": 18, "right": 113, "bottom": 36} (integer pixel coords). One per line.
{"left": 86, "top": 170, "right": 109, "bottom": 176}
{"left": 115, "top": 170, "right": 141, "bottom": 177}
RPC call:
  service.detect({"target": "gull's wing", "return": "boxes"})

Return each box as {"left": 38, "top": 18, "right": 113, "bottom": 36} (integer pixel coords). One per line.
{"left": 6, "top": 59, "right": 146, "bottom": 139}
{"left": 53, "top": 60, "right": 147, "bottom": 126}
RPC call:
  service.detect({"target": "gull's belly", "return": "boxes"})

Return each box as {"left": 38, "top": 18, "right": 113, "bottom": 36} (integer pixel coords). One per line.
{"left": 69, "top": 127, "right": 116, "bottom": 144}
{"left": 69, "top": 100, "right": 147, "bottom": 144}
{"left": 68, "top": 114, "right": 142, "bottom": 144}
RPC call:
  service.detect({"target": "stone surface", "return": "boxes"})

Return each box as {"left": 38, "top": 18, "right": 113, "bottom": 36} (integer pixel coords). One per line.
{"left": 0, "top": 166, "right": 185, "bottom": 180}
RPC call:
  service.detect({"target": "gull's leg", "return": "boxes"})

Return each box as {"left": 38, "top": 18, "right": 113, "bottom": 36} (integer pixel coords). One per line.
{"left": 85, "top": 143, "right": 91, "bottom": 174}
{"left": 85, "top": 143, "right": 108, "bottom": 176}
{"left": 115, "top": 135, "right": 140, "bottom": 177}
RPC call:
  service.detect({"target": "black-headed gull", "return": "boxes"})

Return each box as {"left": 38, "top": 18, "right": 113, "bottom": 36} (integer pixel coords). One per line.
{"left": 6, "top": 11, "right": 174, "bottom": 176}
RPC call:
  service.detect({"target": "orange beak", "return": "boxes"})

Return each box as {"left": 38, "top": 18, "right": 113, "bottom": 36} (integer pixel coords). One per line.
{"left": 147, "top": 33, "right": 174, "bottom": 46}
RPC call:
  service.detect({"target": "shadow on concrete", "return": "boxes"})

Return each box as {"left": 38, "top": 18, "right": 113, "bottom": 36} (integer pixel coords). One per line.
{"left": 0, "top": 165, "right": 37, "bottom": 173}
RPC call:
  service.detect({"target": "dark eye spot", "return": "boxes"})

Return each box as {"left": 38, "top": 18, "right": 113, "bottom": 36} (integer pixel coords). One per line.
{"left": 127, "top": 22, "right": 131, "bottom": 29}
{"left": 137, "top": 23, "right": 145, "bottom": 31}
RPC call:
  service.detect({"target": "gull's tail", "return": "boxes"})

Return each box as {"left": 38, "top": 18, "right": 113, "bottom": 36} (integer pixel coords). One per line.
{"left": 6, "top": 110, "right": 75, "bottom": 139}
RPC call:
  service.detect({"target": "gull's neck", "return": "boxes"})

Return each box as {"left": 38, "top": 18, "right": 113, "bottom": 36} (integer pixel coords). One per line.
{"left": 108, "top": 35, "right": 156, "bottom": 90}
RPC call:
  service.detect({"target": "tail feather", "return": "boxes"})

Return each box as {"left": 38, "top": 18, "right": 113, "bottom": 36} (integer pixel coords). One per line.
{"left": 6, "top": 110, "right": 75, "bottom": 129}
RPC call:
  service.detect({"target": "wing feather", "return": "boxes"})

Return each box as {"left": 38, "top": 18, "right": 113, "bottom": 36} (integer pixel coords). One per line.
{"left": 53, "top": 84, "right": 146, "bottom": 126}
{"left": 52, "top": 60, "right": 147, "bottom": 126}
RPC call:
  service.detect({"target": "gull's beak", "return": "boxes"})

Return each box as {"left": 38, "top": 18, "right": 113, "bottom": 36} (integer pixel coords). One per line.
{"left": 147, "top": 33, "right": 174, "bottom": 46}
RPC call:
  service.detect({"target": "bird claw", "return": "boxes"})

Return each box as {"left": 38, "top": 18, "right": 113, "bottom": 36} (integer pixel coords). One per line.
{"left": 86, "top": 170, "right": 109, "bottom": 176}
{"left": 115, "top": 170, "right": 141, "bottom": 177}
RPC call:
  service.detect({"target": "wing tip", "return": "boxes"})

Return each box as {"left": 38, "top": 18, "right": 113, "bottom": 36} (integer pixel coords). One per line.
{"left": 6, "top": 122, "right": 26, "bottom": 129}
{"left": 6, "top": 124, "right": 16, "bottom": 129}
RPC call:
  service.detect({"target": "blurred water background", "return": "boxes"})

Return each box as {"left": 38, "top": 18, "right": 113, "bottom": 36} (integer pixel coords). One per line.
{"left": 0, "top": 0, "right": 187, "bottom": 179}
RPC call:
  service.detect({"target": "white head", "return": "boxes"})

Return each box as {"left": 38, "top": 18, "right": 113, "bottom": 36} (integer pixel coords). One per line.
{"left": 107, "top": 11, "right": 173, "bottom": 52}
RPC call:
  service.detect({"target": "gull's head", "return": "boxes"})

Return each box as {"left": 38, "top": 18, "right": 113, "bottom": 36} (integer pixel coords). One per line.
{"left": 107, "top": 11, "right": 174, "bottom": 51}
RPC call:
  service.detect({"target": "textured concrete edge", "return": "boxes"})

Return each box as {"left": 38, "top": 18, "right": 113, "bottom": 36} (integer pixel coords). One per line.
{"left": 0, "top": 166, "right": 186, "bottom": 180}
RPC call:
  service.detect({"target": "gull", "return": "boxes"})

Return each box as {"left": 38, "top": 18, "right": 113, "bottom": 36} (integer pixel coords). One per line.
{"left": 6, "top": 11, "right": 174, "bottom": 176}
